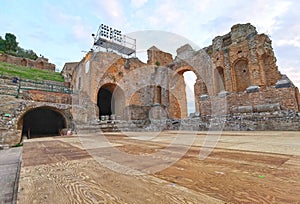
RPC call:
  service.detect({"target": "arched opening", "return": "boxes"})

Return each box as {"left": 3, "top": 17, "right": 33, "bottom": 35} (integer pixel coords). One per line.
{"left": 234, "top": 59, "right": 250, "bottom": 92}
{"left": 97, "top": 83, "right": 125, "bottom": 119}
{"left": 21, "top": 58, "right": 27, "bottom": 66}
{"left": 183, "top": 71, "right": 197, "bottom": 115}
{"left": 37, "top": 61, "right": 44, "bottom": 69}
{"left": 169, "top": 68, "right": 198, "bottom": 118}
{"left": 215, "top": 66, "right": 225, "bottom": 93}
{"left": 21, "top": 107, "right": 66, "bottom": 138}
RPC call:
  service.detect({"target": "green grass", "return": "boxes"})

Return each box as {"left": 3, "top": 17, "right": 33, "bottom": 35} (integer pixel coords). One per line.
{"left": 0, "top": 61, "right": 64, "bottom": 82}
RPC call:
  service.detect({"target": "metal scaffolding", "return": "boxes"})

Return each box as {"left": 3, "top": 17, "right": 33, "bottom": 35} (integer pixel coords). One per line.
{"left": 93, "top": 24, "right": 136, "bottom": 56}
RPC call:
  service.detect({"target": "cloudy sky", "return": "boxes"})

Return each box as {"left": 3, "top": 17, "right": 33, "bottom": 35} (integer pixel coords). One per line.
{"left": 1, "top": 0, "right": 299, "bottom": 91}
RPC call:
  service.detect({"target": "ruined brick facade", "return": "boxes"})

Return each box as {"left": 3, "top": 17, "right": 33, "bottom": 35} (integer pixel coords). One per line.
{"left": 1, "top": 23, "right": 300, "bottom": 146}
{"left": 63, "top": 23, "right": 299, "bottom": 125}
{"left": 0, "top": 53, "right": 55, "bottom": 71}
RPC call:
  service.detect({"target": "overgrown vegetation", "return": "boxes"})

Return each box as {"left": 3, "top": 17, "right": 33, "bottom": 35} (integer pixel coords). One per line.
{"left": 12, "top": 143, "right": 23, "bottom": 147}
{"left": 0, "top": 33, "right": 39, "bottom": 60}
{"left": 0, "top": 62, "right": 64, "bottom": 82}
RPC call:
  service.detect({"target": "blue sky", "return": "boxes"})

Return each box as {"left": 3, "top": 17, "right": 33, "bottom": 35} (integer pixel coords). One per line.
{"left": 1, "top": 0, "right": 300, "bottom": 90}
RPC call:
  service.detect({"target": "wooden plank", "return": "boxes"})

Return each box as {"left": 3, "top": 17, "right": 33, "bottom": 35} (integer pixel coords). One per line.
{"left": 18, "top": 132, "right": 300, "bottom": 203}
{"left": 0, "top": 147, "right": 22, "bottom": 204}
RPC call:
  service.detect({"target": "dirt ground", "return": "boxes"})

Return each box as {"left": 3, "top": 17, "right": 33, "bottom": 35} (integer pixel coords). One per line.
{"left": 18, "top": 131, "right": 300, "bottom": 203}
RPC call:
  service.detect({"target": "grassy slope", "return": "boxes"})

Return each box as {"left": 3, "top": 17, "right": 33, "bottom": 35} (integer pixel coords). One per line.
{"left": 0, "top": 61, "right": 64, "bottom": 82}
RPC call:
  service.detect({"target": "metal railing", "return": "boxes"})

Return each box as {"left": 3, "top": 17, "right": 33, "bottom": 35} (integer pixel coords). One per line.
{"left": 0, "top": 75, "right": 73, "bottom": 97}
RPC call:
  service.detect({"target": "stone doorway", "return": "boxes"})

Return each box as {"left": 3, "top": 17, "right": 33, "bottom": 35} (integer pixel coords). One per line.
{"left": 169, "top": 68, "right": 199, "bottom": 118}
{"left": 97, "top": 83, "right": 125, "bottom": 119}
{"left": 21, "top": 107, "right": 66, "bottom": 138}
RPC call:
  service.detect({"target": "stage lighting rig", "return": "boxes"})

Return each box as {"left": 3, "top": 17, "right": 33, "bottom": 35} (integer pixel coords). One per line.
{"left": 93, "top": 24, "right": 136, "bottom": 56}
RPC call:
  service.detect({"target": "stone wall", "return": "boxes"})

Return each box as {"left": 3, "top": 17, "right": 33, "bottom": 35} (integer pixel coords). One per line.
{"left": 62, "top": 62, "right": 78, "bottom": 85}
{"left": 164, "top": 111, "right": 300, "bottom": 131}
{"left": 199, "top": 87, "right": 299, "bottom": 116}
{"left": 65, "top": 23, "right": 300, "bottom": 132}
{"left": 147, "top": 46, "right": 173, "bottom": 66}
{"left": 22, "top": 90, "right": 72, "bottom": 104}
{"left": 0, "top": 53, "right": 55, "bottom": 71}
{"left": 209, "top": 23, "right": 282, "bottom": 94}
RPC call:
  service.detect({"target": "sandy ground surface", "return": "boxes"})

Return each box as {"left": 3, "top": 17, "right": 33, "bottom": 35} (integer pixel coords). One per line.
{"left": 18, "top": 131, "right": 300, "bottom": 203}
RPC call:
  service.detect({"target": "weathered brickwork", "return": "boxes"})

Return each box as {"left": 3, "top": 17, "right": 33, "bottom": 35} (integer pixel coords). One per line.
{"left": 63, "top": 23, "right": 299, "bottom": 127}
{"left": 0, "top": 53, "right": 55, "bottom": 71}
{"left": 2, "top": 23, "right": 298, "bottom": 147}
{"left": 22, "top": 90, "right": 72, "bottom": 104}
{"left": 147, "top": 46, "right": 173, "bottom": 66}
{"left": 200, "top": 87, "right": 299, "bottom": 116}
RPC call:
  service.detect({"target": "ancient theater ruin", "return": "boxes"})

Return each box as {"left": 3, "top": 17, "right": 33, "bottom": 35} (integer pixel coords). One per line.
{"left": 63, "top": 23, "right": 300, "bottom": 132}
{"left": 0, "top": 23, "right": 300, "bottom": 146}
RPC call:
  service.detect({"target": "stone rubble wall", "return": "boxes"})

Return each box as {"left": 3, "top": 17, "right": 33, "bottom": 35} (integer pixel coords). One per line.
{"left": 78, "top": 110, "right": 300, "bottom": 133}
{"left": 199, "top": 87, "right": 299, "bottom": 115}
{"left": 22, "top": 90, "right": 72, "bottom": 104}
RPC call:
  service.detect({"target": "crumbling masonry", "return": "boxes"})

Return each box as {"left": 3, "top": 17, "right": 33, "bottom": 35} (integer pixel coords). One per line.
{"left": 1, "top": 23, "right": 300, "bottom": 146}
{"left": 65, "top": 23, "right": 300, "bottom": 128}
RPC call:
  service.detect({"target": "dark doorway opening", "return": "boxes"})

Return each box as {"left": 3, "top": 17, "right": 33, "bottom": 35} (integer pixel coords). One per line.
{"left": 22, "top": 107, "right": 66, "bottom": 138}
{"left": 97, "top": 85, "right": 115, "bottom": 117}
{"left": 97, "top": 83, "right": 125, "bottom": 119}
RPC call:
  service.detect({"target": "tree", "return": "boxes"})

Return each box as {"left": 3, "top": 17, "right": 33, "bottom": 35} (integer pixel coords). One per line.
{"left": 16, "top": 46, "right": 38, "bottom": 60}
{"left": 0, "top": 36, "right": 5, "bottom": 51}
{"left": 0, "top": 32, "right": 39, "bottom": 60}
{"left": 4, "top": 33, "right": 18, "bottom": 52}
{"left": 25, "top": 49, "right": 38, "bottom": 60}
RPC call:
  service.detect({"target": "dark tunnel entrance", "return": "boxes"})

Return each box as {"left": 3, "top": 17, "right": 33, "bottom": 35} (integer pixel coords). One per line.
{"left": 21, "top": 107, "right": 66, "bottom": 138}
{"left": 97, "top": 84, "right": 115, "bottom": 118}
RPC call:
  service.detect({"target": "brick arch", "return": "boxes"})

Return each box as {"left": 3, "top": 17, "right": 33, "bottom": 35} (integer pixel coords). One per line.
{"left": 173, "top": 65, "right": 201, "bottom": 79}
{"left": 97, "top": 83, "right": 125, "bottom": 119}
{"left": 36, "top": 61, "right": 44, "bottom": 69}
{"left": 169, "top": 65, "right": 201, "bottom": 118}
{"left": 232, "top": 58, "right": 250, "bottom": 92}
{"left": 17, "top": 106, "right": 70, "bottom": 138}
{"left": 21, "top": 58, "right": 27, "bottom": 66}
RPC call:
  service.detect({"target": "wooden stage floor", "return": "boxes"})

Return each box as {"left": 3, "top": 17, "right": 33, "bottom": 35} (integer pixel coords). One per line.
{"left": 18, "top": 131, "right": 300, "bottom": 203}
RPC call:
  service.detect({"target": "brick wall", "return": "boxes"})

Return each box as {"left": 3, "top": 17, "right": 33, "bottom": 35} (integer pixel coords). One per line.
{"left": 0, "top": 53, "right": 55, "bottom": 71}
{"left": 200, "top": 87, "right": 300, "bottom": 115}
{"left": 22, "top": 90, "right": 72, "bottom": 104}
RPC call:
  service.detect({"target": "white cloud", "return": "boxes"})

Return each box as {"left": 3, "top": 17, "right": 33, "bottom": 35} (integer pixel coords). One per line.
{"left": 4, "top": 0, "right": 299, "bottom": 88}
{"left": 72, "top": 22, "right": 93, "bottom": 43}
{"left": 93, "top": 0, "right": 128, "bottom": 29}
{"left": 276, "top": 37, "right": 300, "bottom": 48}
{"left": 130, "top": 0, "right": 148, "bottom": 9}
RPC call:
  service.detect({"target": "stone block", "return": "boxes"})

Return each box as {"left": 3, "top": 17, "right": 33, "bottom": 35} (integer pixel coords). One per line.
{"left": 176, "top": 44, "right": 194, "bottom": 60}
{"left": 275, "top": 79, "right": 292, "bottom": 88}
{"left": 218, "top": 91, "right": 229, "bottom": 97}
{"left": 200, "top": 94, "right": 209, "bottom": 101}
{"left": 254, "top": 103, "right": 281, "bottom": 113}
{"left": 232, "top": 105, "right": 253, "bottom": 113}
{"left": 246, "top": 85, "right": 260, "bottom": 93}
